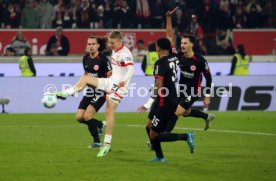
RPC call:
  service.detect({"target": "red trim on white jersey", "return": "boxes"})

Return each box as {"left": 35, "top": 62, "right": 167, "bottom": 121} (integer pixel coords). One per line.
{"left": 115, "top": 44, "right": 124, "bottom": 52}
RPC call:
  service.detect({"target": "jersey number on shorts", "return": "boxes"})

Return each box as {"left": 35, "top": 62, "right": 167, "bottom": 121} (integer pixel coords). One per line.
{"left": 169, "top": 62, "right": 178, "bottom": 82}
{"left": 92, "top": 95, "right": 100, "bottom": 102}
{"left": 152, "top": 116, "right": 160, "bottom": 127}
{"left": 111, "top": 84, "right": 119, "bottom": 92}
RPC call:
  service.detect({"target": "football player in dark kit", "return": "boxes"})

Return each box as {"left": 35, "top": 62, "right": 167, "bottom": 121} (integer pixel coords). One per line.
{"left": 76, "top": 35, "right": 112, "bottom": 148}
{"left": 139, "top": 38, "right": 195, "bottom": 162}
{"left": 165, "top": 7, "right": 215, "bottom": 132}
{"left": 139, "top": 8, "right": 215, "bottom": 133}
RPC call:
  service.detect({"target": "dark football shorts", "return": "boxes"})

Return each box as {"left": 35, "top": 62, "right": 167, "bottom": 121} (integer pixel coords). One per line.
{"left": 78, "top": 95, "right": 106, "bottom": 112}
{"left": 148, "top": 101, "right": 177, "bottom": 133}
{"left": 178, "top": 94, "right": 199, "bottom": 110}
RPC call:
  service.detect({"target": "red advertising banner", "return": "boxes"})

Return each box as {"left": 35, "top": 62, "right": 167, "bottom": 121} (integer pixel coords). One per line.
{"left": 233, "top": 29, "right": 276, "bottom": 55}
{"left": 0, "top": 29, "right": 165, "bottom": 55}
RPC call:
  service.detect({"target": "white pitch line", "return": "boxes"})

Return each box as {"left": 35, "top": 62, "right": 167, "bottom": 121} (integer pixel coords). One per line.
{"left": 123, "top": 124, "right": 276, "bottom": 136}
{"left": 0, "top": 124, "right": 276, "bottom": 136}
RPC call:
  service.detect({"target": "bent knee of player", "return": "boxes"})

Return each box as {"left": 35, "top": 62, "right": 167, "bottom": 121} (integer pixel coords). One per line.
{"left": 76, "top": 115, "right": 84, "bottom": 123}
{"left": 83, "top": 109, "right": 96, "bottom": 121}
{"left": 175, "top": 105, "right": 186, "bottom": 117}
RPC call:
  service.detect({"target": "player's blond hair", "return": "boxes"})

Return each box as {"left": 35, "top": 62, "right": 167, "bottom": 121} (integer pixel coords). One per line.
{"left": 109, "top": 31, "right": 123, "bottom": 40}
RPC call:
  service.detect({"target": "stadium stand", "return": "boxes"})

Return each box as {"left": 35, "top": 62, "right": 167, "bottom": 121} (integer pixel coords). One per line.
{"left": 0, "top": 0, "right": 275, "bottom": 55}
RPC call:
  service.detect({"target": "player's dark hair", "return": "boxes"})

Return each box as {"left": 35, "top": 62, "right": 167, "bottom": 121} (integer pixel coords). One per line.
{"left": 237, "top": 44, "right": 246, "bottom": 59}
{"left": 182, "top": 34, "right": 195, "bottom": 44}
{"left": 88, "top": 34, "right": 99, "bottom": 43}
{"left": 88, "top": 34, "right": 108, "bottom": 53}
{"left": 156, "top": 38, "right": 171, "bottom": 51}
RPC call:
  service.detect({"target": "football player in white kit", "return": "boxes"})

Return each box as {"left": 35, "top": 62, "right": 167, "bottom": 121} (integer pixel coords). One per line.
{"left": 55, "top": 31, "right": 134, "bottom": 157}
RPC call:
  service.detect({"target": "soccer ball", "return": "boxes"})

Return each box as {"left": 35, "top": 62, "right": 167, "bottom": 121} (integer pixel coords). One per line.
{"left": 41, "top": 92, "right": 57, "bottom": 108}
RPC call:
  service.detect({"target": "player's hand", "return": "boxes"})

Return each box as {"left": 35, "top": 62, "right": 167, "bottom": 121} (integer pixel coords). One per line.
{"left": 166, "top": 7, "right": 178, "bottom": 17}
{"left": 203, "top": 96, "right": 211, "bottom": 108}
{"left": 118, "top": 81, "right": 126, "bottom": 88}
{"left": 106, "top": 71, "right": 112, "bottom": 77}
{"left": 137, "top": 106, "right": 148, "bottom": 113}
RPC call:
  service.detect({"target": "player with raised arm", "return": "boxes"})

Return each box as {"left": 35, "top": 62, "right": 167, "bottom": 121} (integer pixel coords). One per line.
{"left": 139, "top": 8, "right": 214, "bottom": 132}
{"left": 165, "top": 7, "right": 215, "bottom": 131}
{"left": 76, "top": 35, "right": 111, "bottom": 148}
{"left": 139, "top": 38, "right": 194, "bottom": 162}
{"left": 55, "top": 31, "right": 134, "bottom": 157}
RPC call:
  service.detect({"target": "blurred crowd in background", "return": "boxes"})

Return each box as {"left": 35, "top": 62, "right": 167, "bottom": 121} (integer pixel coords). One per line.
{"left": 0, "top": 0, "right": 275, "bottom": 56}
{"left": 0, "top": 0, "right": 275, "bottom": 29}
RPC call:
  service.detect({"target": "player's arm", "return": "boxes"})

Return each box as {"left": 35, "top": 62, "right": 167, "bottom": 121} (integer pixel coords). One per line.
{"left": 119, "top": 65, "right": 134, "bottom": 87}
{"left": 152, "top": 77, "right": 163, "bottom": 99}
{"left": 137, "top": 79, "right": 162, "bottom": 112}
{"left": 201, "top": 59, "right": 212, "bottom": 108}
{"left": 137, "top": 62, "right": 164, "bottom": 112}
{"left": 82, "top": 56, "right": 87, "bottom": 75}
{"left": 137, "top": 94, "right": 154, "bottom": 112}
{"left": 166, "top": 7, "right": 178, "bottom": 45}
{"left": 119, "top": 56, "right": 134, "bottom": 87}
{"left": 229, "top": 56, "right": 237, "bottom": 75}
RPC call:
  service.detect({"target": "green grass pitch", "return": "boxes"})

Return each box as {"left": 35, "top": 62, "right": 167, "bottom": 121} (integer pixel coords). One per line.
{"left": 0, "top": 112, "right": 276, "bottom": 181}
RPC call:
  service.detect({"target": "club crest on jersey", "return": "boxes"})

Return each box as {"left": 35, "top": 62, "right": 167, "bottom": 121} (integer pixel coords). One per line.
{"left": 190, "top": 65, "right": 196, "bottom": 71}
{"left": 94, "top": 65, "right": 99, "bottom": 71}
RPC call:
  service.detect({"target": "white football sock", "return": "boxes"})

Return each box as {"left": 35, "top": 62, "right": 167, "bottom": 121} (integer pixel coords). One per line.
{"left": 104, "top": 134, "right": 112, "bottom": 144}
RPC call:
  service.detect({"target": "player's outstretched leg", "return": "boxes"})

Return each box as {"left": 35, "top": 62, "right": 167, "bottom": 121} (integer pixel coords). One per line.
{"left": 55, "top": 75, "right": 99, "bottom": 100}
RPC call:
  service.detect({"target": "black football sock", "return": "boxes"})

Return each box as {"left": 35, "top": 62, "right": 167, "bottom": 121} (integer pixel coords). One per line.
{"left": 165, "top": 114, "right": 179, "bottom": 132}
{"left": 157, "top": 132, "right": 188, "bottom": 142}
{"left": 187, "top": 109, "right": 208, "bottom": 120}
{"left": 92, "top": 118, "right": 103, "bottom": 129}
{"left": 151, "top": 138, "right": 164, "bottom": 159}
{"left": 85, "top": 119, "right": 100, "bottom": 143}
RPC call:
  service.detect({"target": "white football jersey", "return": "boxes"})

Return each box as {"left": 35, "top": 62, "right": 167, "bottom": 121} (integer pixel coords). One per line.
{"left": 110, "top": 45, "right": 134, "bottom": 86}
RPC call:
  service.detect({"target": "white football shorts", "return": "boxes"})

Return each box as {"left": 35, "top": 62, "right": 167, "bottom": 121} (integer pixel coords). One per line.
{"left": 97, "top": 77, "right": 128, "bottom": 104}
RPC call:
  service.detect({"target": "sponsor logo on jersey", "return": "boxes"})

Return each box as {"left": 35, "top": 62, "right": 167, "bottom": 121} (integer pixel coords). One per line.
{"left": 94, "top": 65, "right": 99, "bottom": 71}
{"left": 87, "top": 73, "right": 98, "bottom": 77}
{"left": 190, "top": 65, "right": 196, "bottom": 71}
{"left": 181, "top": 70, "right": 194, "bottom": 78}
